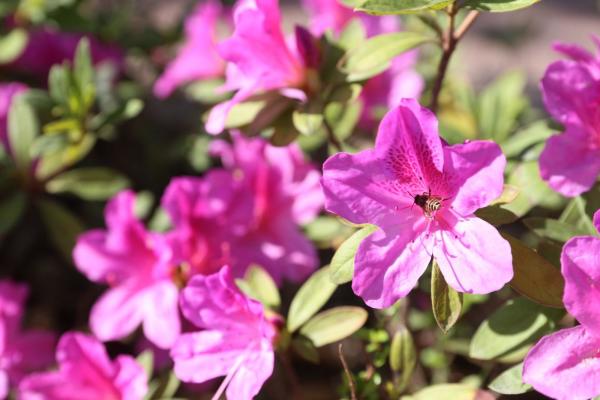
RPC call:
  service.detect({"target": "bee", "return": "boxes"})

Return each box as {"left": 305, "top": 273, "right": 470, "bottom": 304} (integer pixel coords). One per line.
{"left": 413, "top": 190, "right": 443, "bottom": 219}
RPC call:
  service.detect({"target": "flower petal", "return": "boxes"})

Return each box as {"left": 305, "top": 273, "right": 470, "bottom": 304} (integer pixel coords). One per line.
{"left": 539, "top": 127, "right": 600, "bottom": 197}
{"left": 90, "top": 285, "right": 145, "bottom": 343}
{"left": 375, "top": 98, "right": 445, "bottom": 195}
{"left": 352, "top": 216, "right": 433, "bottom": 308}
{"left": 226, "top": 347, "right": 274, "bottom": 400}
{"left": 444, "top": 140, "right": 506, "bottom": 216}
{"left": 433, "top": 215, "right": 513, "bottom": 294}
{"left": 142, "top": 282, "right": 181, "bottom": 349}
{"left": 112, "top": 355, "right": 148, "bottom": 400}
{"left": 523, "top": 326, "right": 600, "bottom": 400}
{"left": 321, "top": 150, "right": 405, "bottom": 227}
{"left": 594, "top": 209, "right": 600, "bottom": 233}
{"left": 562, "top": 235, "right": 600, "bottom": 335}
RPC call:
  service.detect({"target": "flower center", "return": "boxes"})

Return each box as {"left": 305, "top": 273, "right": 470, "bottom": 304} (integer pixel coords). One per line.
{"left": 414, "top": 192, "right": 443, "bottom": 219}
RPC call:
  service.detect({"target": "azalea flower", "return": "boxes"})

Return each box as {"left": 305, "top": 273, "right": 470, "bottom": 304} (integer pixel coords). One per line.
{"left": 321, "top": 98, "right": 513, "bottom": 308}
{"left": 206, "top": 0, "right": 311, "bottom": 134}
{"left": 9, "top": 27, "right": 123, "bottom": 81}
{"left": 171, "top": 266, "right": 278, "bottom": 400}
{"left": 73, "top": 190, "right": 180, "bottom": 349}
{"left": 211, "top": 132, "right": 323, "bottom": 283}
{"left": 161, "top": 171, "right": 240, "bottom": 277}
{"left": 523, "top": 210, "right": 600, "bottom": 400}
{"left": 539, "top": 38, "right": 600, "bottom": 197}
{"left": 0, "top": 82, "right": 27, "bottom": 154}
{"left": 0, "top": 281, "right": 54, "bottom": 399}
{"left": 19, "top": 332, "right": 147, "bottom": 400}
{"left": 153, "top": 0, "right": 229, "bottom": 99}
{"left": 301, "top": 0, "right": 423, "bottom": 130}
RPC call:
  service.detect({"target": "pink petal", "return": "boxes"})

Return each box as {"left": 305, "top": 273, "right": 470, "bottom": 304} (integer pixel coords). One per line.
{"left": 205, "top": 82, "right": 259, "bottom": 134}
{"left": 19, "top": 370, "right": 101, "bottom": 400}
{"left": 153, "top": 0, "right": 225, "bottom": 98}
{"left": 444, "top": 140, "right": 506, "bottom": 216}
{"left": 90, "top": 285, "right": 145, "bottom": 343}
{"left": 321, "top": 150, "right": 406, "bottom": 227}
{"left": 523, "top": 326, "right": 600, "bottom": 400}
{"left": 561, "top": 235, "right": 600, "bottom": 335}
{"left": 171, "top": 330, "right": 253, "bottom": 383}
{"left": 10, "top": 331, "right": 56, "bottom": 376}
{"left": 142, "top": 282, "right": 181, "bottom": 349}
{"left": 594, "top": 210, "right": 600, "bottom": 232}
{"left": 375, "top": 99, "right": 445, "bottom": 196}
{"left": 433, "top": 215, "right": 513, "bottom": 294}
{"left": 539, "top": 127, "right": 600, "bottom": 197}
{"left": 226, "top": 347, "right": 274, "bottom": 400}
{"left": 352, "top": 216, "right": 433, "bottom": 308}
{"left": 112, "top": 355, "right": 148, "bottom": 400}
{"left": 0, "top": 371, "right": 8, "bottom": 400}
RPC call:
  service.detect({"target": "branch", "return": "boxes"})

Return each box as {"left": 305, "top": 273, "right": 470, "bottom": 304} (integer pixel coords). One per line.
{"left": 429, "top": 7, "right": 480, "bottom": 114}
{"left": 338, "top": 344, "right": 358, "bottom": 400}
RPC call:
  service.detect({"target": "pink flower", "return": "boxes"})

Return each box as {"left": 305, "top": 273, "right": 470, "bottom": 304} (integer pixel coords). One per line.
{"left": 9, "top": 27, "right": 123, "bottom": 82}
{"left": 19, "top": 332, "right": 147, "bottom": 400}
{"left": 73, "top": 191, "right": 180, "bottom": 349}
{"left": 161, "top": 171, "right": 240, "bottom": 277}
{"left": 211, "top": 133, "right": 323, "bottom": 283}
{"left": 301, "top": 0, "right": 423, "bottom": 130}
{"left": 153, "top": 0, "right": 229, "bottom": 99}
{"left": 206, "top": 0, "right": 309, "bottom": 134}
{"left": 321, "top": 99, "right": 513, "bottom": 308}
{"left": 523, "top": 210, "right": 600, "bottom": 400}
{"left": 0, "top": 281, "right": 55, "bottom": 399}
{"left": 0, "top": 82, "right": 27, "bottom": 153}
{"left": 539, "top": 38, "right": 600, "bottom": 197}
{"left": 171, "top": 267, "right": 278, "bottom": 400}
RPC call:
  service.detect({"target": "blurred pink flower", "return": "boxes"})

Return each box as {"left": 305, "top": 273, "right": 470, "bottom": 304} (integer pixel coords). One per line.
{"left": 161, "top": 171, "right": 241, "bottom": 277}
{"left": 321, "top": 99, "right": 513, "bottom": 308}
{"left": 206, "top": 0, "right": 309, "bottom": 134}
{"left": 171, "top": 266, "right": 278, "bottom": 400}
{"left": 211, "top": 132, "right": 323, "bottom": 283}
{"left": 73, "top": 191, "right": 180, "bottom": 349}
{"left": 302, "top": 0, "right": 423, "bottom": 130}
{"left": 19, "top": 332, "right": 147, "bottom": 400}
{"left": 9, "top": 27, "right": 123, "bottom": 82}
{"left": 0, "top": 281, "right": 54, "bottom": 399}
{"left": 0, "top": 82, "right": 27, "bottom": 153}
{"left": 539, "top": 38, "right": 600, "bottom": 197}
{"left": 523, "top": 210, "right": 600, "bottom": 400}
{"left": 153, "top": 0, "right": 229, "bottom": 99}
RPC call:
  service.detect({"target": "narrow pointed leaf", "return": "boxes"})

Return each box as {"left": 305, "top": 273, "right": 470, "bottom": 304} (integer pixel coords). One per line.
{"left": 357, "top": 0, "right": 455, "bottom": 15}
{"left": 431, "top": 261, "right": 463, "bottom": 333}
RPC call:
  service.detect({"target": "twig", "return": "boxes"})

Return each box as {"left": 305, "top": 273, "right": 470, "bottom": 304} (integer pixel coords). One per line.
{"left": 429, "top": 7, "right": 480, "bottom": 114}
{"left": 338, "top": 344, "right": 358, "bottom": 400}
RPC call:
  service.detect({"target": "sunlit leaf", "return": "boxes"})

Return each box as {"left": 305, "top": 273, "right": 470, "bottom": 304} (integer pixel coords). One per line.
{"left": 330, "top": 224, "right": 377, "bottom": 284}
{"left": 357, "top": 0, "right": 455, "bottom": 15}
{"left": 236, "top": 265, "right": 281, "bottom": 309}
{"left": 287, "top": 266, "right": 338, "bottom": 332}
{"left": 431, "top": 261, "right": 463, "bottom": 333}
{"left": 464, "top": 0, "right": 540, "bottom": 12}
{"left": 300, "top": 306, "right": 368, "bottom": 347}
{"left": 0, "top": 29, "right": 28, "bottom": 64}
{"left": 488, "top": 362, "right": 532, "bottom": 395}
{"left": 8, "top": 93, "right": 39, "bottom": 169}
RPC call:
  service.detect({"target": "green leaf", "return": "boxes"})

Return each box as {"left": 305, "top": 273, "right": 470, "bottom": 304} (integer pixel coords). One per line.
{"left": 287, "top": 266, "right": 338, "bottom": 332}
{"left": 0, "top": 29, "right": 28, "bottom": 64}
{"left": 488, "top": 362, "right": 532, "bottom": 395}
{"left": 48, "top": 65, "right": 70, "bottom": 106}
{"left": 341, "top": 32, "right": 431, "bottom": 81}
{"left": 73, "top": 38, "right": 95, "bottom": 109}
{"left": 489, "top": 185, "right": 520, "bottom": 206}
{"left": 292, "top": 110, "right": 324, "bottom": 136}
{"left": 503, "top": 161, "right": 564, "bottom": 217}
{"left": 300, "top": 306, "right": 368, "bottom": 347}
{"left": 523, "top": 217, "right": 590, "bottom": 243}
{"left": 469, "top": 298, "right": 561, "bottom": 361}
{"left": 291, "top": 336, "right": 320, "bottom": 364}
{"left": 330, "top": 224, "right": 378, "bottom": 284}
{"left": 0, "top": 191, "right": 26, "bottom": 234}
{"left": 389, "top": 328, "right": 417, "bottom": 392}
{"left": 8, "top": 93, "right": 39, "bottom": 169}
{"left": 559, "top": 196, "right": 597, "bottom": 236}
{"left": 464, "top": 0, "right": 540, "bottom": 12}
{"left": 503, "top": 233, "right": 565, "bottom": 308}
{"left": 304, "top": 216, "right": 346, "bottom": 244}
{"left": 403, "top": 384, "right": 489, "bottom": 400}
{"left": 431, "top": 261, "right": 463, "bottom": 333}
{"left": 36, "top": 134, "right": 96, "bottom": 180}
{"left": 475, "top": 205, "right": 519, "bottom": 226}
{"left": 46, "top": 167, "right": 130, "bottom": 201}
{"left": 236, "top": 265, "right": 281, "bottom": 309}
{"left": 37, "top": 199, "right": 85, "bottom": 261}
{"left": 476, "top": 71, "right": 527, "bottom": 142}
{"left": 358, "top": 0, "right": 455, "bottom": 15}
{"left": 501, "top": 121, "right": 554, "bottom": 158}
{"left": 136, "top": 350, "right": 154, "bottom": 380}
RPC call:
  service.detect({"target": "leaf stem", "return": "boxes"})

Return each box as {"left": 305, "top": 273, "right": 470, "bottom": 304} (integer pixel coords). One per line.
{"left": 338, "top": 344, "right": 358, "bottom": 400}
{"left": 429, "top": 7, "right": 480, "bottom": 114}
